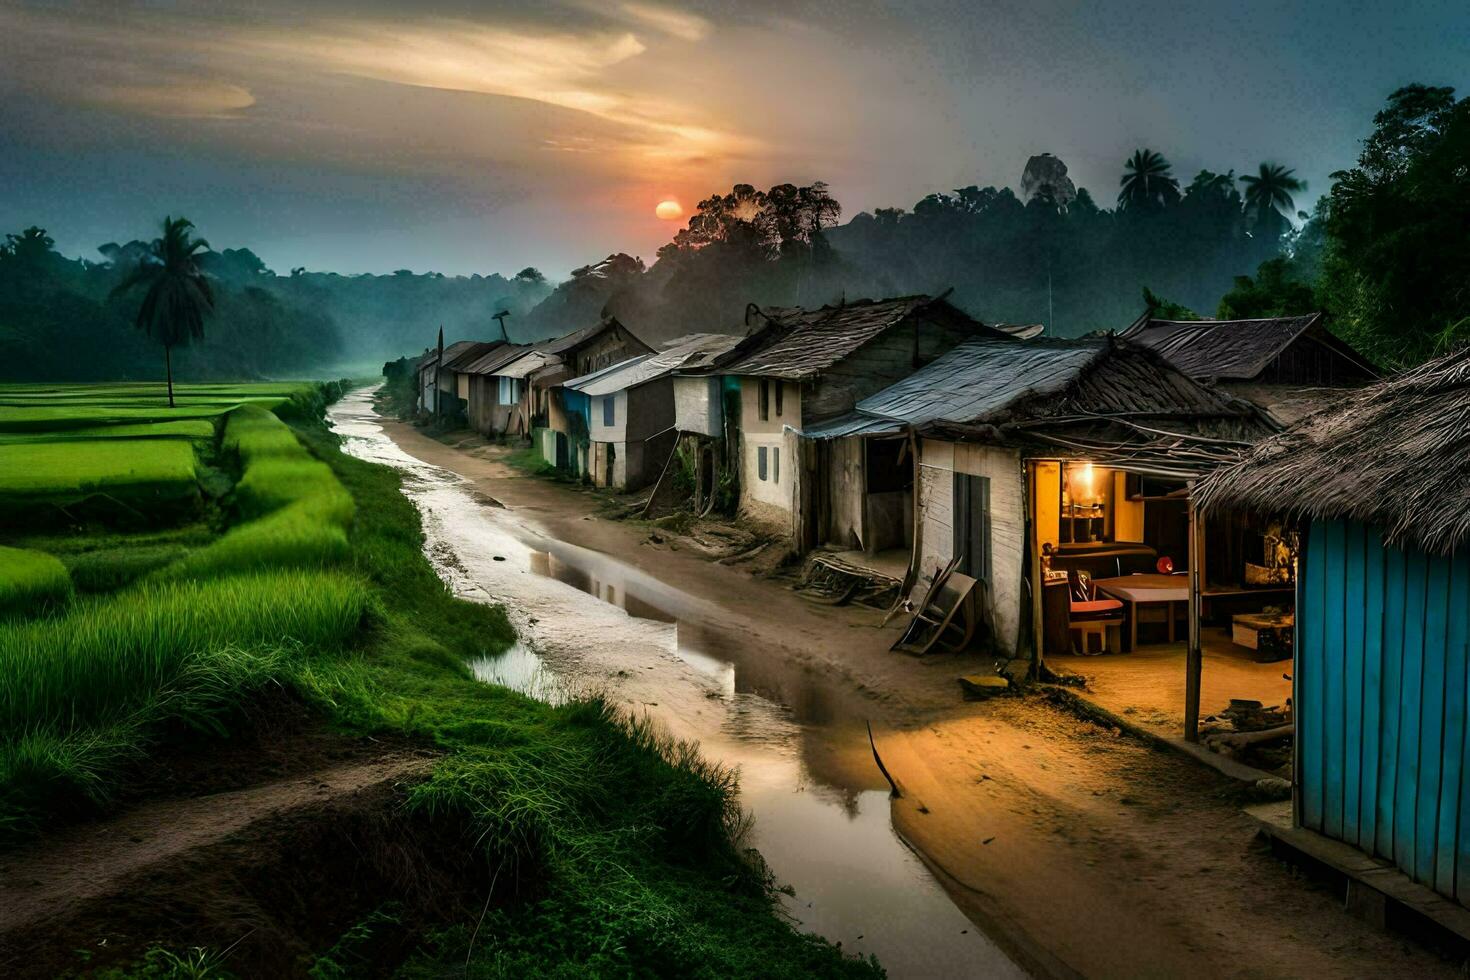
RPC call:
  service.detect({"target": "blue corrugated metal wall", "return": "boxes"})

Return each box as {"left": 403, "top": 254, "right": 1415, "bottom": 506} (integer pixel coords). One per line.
{"left": 1299, "top": 518, "right": 1470, "bottom": 901}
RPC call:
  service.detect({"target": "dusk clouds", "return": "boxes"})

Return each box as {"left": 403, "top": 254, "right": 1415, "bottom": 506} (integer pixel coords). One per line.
{"left": 0, "top": 0, "right": 1463, "bottom": 277}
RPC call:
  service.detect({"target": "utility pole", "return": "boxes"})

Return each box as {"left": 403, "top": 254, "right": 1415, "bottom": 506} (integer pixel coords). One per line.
{"left": 435, "top": 325, "right": 444, "bottom": 422}
{"left": 492, "top": 309, "right": 511, "bottom": 342}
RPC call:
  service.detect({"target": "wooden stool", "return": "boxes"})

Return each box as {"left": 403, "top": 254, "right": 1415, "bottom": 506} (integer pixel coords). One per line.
{"left": 1071, "top": 618, "right": 1122, "bottom": 655}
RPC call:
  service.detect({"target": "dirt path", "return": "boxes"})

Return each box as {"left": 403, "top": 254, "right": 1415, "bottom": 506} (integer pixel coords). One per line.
{"left": 0, "top": 753, "right": 435, "bottom": 971}
{"left": 387, "top": 422, "right": 1460, "bottom": 979}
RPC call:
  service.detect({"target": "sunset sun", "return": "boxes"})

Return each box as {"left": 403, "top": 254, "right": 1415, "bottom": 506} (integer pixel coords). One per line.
{"left": 655, "top": 199, "right": 684, "bottom": 220}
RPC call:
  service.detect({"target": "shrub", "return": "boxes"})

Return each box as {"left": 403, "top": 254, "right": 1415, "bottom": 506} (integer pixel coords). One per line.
{"left": 0, "top": 545, "right": 72, "bottom": 615}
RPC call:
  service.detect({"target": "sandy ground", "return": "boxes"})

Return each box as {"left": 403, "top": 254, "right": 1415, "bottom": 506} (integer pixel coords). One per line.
{"left": 384, "top": 422, "right": 1459, "bottom": 979}
{"left": 1049, "top": 630, "right": 1294, "bottom": 747}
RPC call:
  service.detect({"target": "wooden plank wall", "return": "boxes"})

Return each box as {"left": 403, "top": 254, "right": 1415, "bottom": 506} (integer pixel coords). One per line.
{"left": 1300, "top": 518, "right": 1470, "bottom": 904}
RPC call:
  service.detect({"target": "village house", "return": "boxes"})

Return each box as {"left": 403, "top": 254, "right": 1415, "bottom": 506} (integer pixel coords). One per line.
{"left": 561, "top": 333, "right": 744, "bottom": 491}
{"left": 456, "top": 317, "right": 651, "bottom": 451}
{"left": 712, "top": 295, "right": 1002, "bottom": 545}
{"left": 1197, "top": 346, "right": 1470, "bottom": 911}
{"left": 416, "top": 339, "right": 494, "bottom": 416}
{"left": 460, "top": 343, "right": 531, "bottom": 436}
{"left": 523, "top": 318, "right": 653, "bottom": 469}
{"left": 805, "top": 334, "right": 1294, "bottom": 735}
{"left": 1120, "top": 312, "right": 1378, "bottom": 424}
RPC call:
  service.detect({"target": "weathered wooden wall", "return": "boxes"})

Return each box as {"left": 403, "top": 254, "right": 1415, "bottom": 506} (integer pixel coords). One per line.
{"left": 1298, "top": 519, "right": 1470, "bottom": 904}
{"left": 918, "top": 439, "right": 1026, "bottom": 655}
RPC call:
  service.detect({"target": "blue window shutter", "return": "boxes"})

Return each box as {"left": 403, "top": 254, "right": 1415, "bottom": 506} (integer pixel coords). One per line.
{"left": 603, "top": 396, "right": 615, "bottom": 427}
{"left": 758, "top": 445, "right": 768, "bottom": 481}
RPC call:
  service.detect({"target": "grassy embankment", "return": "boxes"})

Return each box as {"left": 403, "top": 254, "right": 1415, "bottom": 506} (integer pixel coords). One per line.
{"left": 0, "top": 382, "right": 881, "bottom": 978}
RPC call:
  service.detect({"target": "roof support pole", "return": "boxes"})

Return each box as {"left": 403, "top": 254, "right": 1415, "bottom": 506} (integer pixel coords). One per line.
{"left": 1184, "top": 493, "right": 1204, "bottom": 741}
{"left": 1028, "top": 460, "right": 1044, "bottom": 681}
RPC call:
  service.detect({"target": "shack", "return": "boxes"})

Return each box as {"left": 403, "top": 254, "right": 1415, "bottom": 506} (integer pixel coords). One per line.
{"left": 460, "top": 343, "right": 532, "bottom": 437}
{"left": 563, "top": 334, "right": 744, "bottom": 491}
{"left": 1120, "top": 312, "right": 1378, "bottom": 424}
{"left": 715, "top": 295, "right": 999, "bottom": 542}
{"left": 416, "top": 339, "right": 490, "bottom": 417}
{"left": 1196, "top": 346, "right": 1470, "bottom": 906}
{"left": 807, "top": 335, "right": 1284, "bottom": 733}
{"left": 525, "top": 318, "right": 653, "bottom": 468}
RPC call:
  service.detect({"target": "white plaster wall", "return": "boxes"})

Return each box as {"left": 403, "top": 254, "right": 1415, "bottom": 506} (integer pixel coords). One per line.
{"left": 742, "top": 433, "right": 790, "bottom": 513}
{"left": 589, "top": 391, "right": 629, "bottom": 444}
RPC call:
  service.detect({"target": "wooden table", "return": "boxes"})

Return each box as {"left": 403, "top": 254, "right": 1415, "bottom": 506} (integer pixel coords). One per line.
{"left": 1094, "top": 573, "right": 1189, "bottom": 651}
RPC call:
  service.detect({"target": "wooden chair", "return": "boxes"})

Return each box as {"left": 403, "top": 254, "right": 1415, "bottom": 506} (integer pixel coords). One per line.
{"left": 1067, "top": 568, "right": 1123, "bottom": 655}
{"left": 892, "top": 568, "right": 978, "bottom": 656}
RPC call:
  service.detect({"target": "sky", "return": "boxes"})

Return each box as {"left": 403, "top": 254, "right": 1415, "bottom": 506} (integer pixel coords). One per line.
{"left": 0, "top": 0, "right": 1464, "bottom": 278}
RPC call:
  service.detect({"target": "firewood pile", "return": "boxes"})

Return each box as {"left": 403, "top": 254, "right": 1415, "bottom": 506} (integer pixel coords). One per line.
{"left": 1199, "top": 698, "right": 1294, "bottom": 761}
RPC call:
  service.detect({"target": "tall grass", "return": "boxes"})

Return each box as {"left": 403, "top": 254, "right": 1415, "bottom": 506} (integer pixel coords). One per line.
{"left": 0, "top": 571, "right": 373, "bottom": 735}
{"left": 0, "top": 545, "right": 72, "bottom": 615}
{"left": 162, "top": 405, "right": 355, "bottom": 577}
{"left": 0, "top": 440, "right": 198, "bottom": 501}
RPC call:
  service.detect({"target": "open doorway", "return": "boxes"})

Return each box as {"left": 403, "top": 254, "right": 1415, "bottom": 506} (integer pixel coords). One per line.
{"left": 1033, "top": 458, "right": 1295, "bottom": 748}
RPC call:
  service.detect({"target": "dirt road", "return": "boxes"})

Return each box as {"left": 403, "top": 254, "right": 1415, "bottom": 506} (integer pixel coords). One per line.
{"left": 384, "top": 419, "right": 1457, "bottom": 980}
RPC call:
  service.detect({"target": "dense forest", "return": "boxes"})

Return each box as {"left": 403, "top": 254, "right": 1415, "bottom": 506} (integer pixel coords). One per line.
{"left": 570, "top": 84, "right": 1467, "bottom": 368}
{"left": 0, "top": 235, "right": 550, "bottom": 382}
{"left": 3, "top": 84, "right": 1463, "bottom": 381}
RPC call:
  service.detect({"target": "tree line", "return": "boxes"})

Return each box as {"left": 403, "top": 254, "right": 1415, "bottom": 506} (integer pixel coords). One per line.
{"left": 0, "top": 228, "right": 551, "bottom": 384}
{"left": 4, "top": 83, "right": 1463, "bottom": 389}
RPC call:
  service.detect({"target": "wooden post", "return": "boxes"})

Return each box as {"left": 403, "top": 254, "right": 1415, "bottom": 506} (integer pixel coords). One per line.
{"left": 1028, "top": 460, "right": 1045, "bottom": 681}
{"left": 1184, "top": 494, "right": 1204, "bottom": 741}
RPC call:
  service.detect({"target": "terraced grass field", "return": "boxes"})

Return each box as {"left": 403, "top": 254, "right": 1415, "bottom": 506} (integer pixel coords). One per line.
{"left": 0, "top": 382, "right": 335, "bottom": 522}
{"left": 0, "top": 380, "right": 358, "bottom": 829}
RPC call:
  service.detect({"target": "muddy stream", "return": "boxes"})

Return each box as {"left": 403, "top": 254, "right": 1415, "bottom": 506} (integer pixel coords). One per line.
{"left": 330, "top": 389, "right": 1023, "bottom": 978}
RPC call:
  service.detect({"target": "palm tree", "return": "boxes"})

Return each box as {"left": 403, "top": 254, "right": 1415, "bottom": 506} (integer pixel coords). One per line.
{"left": 1117, "top": 149, "right": 1181, "bottom": 210}
{"left": 110, "top": 217, "right": 214, "bottom": 407}
{"left": 1239, "top": 162, "right": 1305, "bottom": 225}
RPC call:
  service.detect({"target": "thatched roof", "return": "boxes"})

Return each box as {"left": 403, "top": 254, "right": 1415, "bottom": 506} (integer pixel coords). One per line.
{"left": 1195, "top": 346, "right": 1470, "bottom": 555}
{"left": 1120, "top": 312, "right": 1377, "bottom": 382}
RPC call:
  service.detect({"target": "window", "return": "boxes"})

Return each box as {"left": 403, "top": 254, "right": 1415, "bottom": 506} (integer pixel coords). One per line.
{"left": 772, "top": 446, "right": 780, "bottom": 483}
{"left": 757, "top": 445, "right": 768, "bottom": 481}
{"left": 602, "top": 395, "right": 615, "bottom": 427}
{"left": 497, "top": 377, "right": 519, "bottom": 405}
{"left": 774, "top": 381, "right": 784, "bottom": 417}
{"left": 758, "top": 379, "right": 769, "bottom": 421}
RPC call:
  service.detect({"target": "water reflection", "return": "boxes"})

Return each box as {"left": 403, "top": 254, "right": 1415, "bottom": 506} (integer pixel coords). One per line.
{"left": 328, "top": 388, "right": 1024, "bottom": 980}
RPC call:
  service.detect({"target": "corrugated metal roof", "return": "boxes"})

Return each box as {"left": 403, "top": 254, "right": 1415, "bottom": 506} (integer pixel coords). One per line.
{"left": 1119, "top": 314, "right": 1323, "bottom": 380}
{"left": 804, "top": 337, "right": 1101, "bottom": 438}
{"left": 418, "top": 340, "right": 483, "bottom": 375}
{"left": 444, "top": 341, "right": 505, "bottom": 371}
{"left": 650, "top": 332, "right": 746, "bottom": 373}
{"left": 498, "top": 349, "right": 558, "bottom": 379}
{"left": 721, "top": 295, "right": 943, "bottom": 380}
{"left": 460, "top": 344, "right": 532, "bottom": 375}
{"left": 804, "top": 336, "right": 1253, "bottom": 440}
{"left": 563, "top": 334, "right": 745, "bottom": 396}
{"left": 564, "top": 354, "right": 658, "bottom": 396}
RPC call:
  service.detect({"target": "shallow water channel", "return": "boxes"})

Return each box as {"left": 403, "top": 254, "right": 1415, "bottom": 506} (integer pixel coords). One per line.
{"left": 329, "top": 389, "right": 1023, "bottom": 978}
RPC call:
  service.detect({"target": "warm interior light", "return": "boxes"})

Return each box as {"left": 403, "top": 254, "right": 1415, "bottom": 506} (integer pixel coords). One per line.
{"left": 1074, "top": 461, "right": 1093, "bottom": 495}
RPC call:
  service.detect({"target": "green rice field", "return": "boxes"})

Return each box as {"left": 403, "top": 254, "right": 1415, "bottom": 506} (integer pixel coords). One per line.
{"left": 0, "top": 381, "right": 341, "bottom": 521}
{"left": 0, "top": 379, "right": 359, "bottom": 828}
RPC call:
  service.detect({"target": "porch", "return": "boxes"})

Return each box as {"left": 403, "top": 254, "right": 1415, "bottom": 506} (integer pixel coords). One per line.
{"left": 1048, "top": 626, "right": 1293, "bottom": 742}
